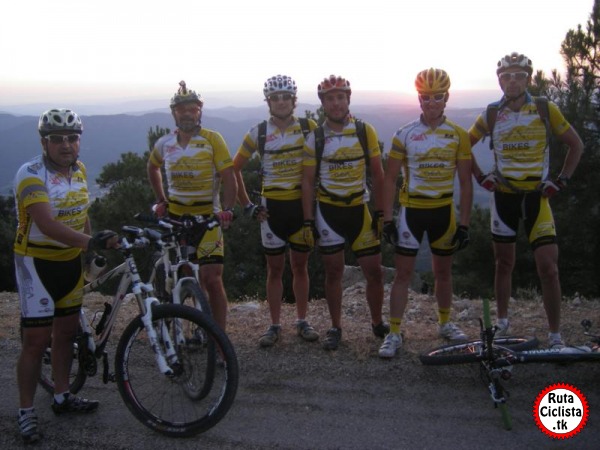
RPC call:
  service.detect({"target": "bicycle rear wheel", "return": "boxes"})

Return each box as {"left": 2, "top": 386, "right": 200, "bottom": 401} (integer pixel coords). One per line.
{"left": 420, "top": 336, "right": 538, "bottom": 366}
{"left": 178, "top": 280, "right": 216, "bottom": 399}
{"left": 22, "top": 325, "right": 87, "bottom": 395}
{"left": 179, "top": 279, "right": 211, "bottom": 316}
{"left": 115, "top": 304, "right": 238, "bottom": 437}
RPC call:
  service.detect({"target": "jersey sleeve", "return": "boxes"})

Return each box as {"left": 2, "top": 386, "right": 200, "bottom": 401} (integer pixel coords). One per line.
{"left": 207, "top": 130, "right": 233, "bottom": 172}
{"left": 364, "top": 122, "right": 381, "bottom": 158}
{"left": 302, "top": 131, "right": 317, "bottom": 167}
{"left": 456, "top": 126, "right": 472, "bottom": 160}
{"left": 468, "top": 112, "right": 488, "bottom": 140}
{"left": 16, "top": 175, "right": 48, "bottom": 208}
{"left": 548, "top": 101, "right": 571, "bottom": 136}
{"left": 388, "top": 129, "right": 407, "bottom": 162}
{"left": 237, "top": 125, "right": 259, "bottom": 159}
{"left": 148, "top": 134, "right": 169, "bottom": 167}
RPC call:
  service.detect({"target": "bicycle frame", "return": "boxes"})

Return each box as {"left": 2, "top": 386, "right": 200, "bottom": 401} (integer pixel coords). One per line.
{"left": 420, "top": 297, "right": 600, "bottom": 430}
{"left": 37, "top": 223, "right": 239, "bottom": 437}
{"left": 80, "top": 230, "right": 189, "bottom": 377}
{"left": 137, "top": 214, "right": 218, "bottom": 313}
{"left": 148, "top": 228, "right": 201, "bottom": 306}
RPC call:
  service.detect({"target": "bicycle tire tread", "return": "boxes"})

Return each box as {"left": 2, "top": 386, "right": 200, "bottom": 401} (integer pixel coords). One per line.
{"left": 419, "top": 336, "right": 538, "bottom": 366}
{"left": 114, "top": 303, "right": 238, "bottom": 437}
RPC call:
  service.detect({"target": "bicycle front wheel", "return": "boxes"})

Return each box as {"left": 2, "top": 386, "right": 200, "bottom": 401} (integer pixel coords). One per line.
{"left": 420, "top": 337, "right": 538, "bottom": 366}
{"left": 115, "top": 304, "right": 238, "bottom": 437}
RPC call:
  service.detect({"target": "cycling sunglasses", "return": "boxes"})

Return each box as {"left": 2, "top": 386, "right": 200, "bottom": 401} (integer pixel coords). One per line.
{"left": 419, "top": 93, "right": 446, "bottom": 103}
{"left": 268, "top": 93, "right": 294, "bottom": 102}
{"left": 498, "top": 71, "right": 529, "bottom": 82}
{"left": 44, "top": 134, "right": 81, "bottom": 144}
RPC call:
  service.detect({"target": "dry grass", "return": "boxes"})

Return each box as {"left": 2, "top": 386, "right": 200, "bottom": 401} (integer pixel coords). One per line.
{"left": 226, "top": 283, "right": 600, "bottom": 364}
{"left": 2, "top": 287, "right": 599, "bottom": 362}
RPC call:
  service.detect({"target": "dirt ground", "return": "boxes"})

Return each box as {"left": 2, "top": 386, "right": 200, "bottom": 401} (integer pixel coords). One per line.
{"left": 1, "top": 284, "right": 599, "bottom": 449}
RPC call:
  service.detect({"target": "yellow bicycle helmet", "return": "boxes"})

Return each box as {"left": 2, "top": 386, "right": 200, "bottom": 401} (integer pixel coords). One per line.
{"left": 169, "top": 80, "right": 203, "bottom": 109}
{"left": 415, "top": 68, "right": 451, "bottom": 94}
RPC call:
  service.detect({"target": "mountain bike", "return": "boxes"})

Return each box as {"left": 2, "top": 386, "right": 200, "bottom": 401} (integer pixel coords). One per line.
{"left": 36, "top": 224, "right": 239, "bottom": 437}
{"left": 134, "top": 213, "right": 216, "bottom": 316}
{"left": 419, "top": 297, "right": 600, "bottom": 430}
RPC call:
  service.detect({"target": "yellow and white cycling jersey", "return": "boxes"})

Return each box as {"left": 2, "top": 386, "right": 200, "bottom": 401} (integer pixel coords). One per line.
{"left": 237, "top": 117, "right": 317, "bottom": 201}
{"left": 149, "top": 128, "right": 233, "bottom": 216}
{"left": 13, "top": 155, "right": 89, "bottom": 261}
{"left": 303, "top": 118, "right": 381, "bottom": 207}
{"left": 389, "top": 117, "right": 471, "bottom": 208}
{"left": 469, "top": 94, "right": 571, "bottom": 192}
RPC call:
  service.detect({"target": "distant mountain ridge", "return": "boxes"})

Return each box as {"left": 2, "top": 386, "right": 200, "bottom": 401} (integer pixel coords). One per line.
{"left": 0, "top": 103, "right": 494, "bottom": 204}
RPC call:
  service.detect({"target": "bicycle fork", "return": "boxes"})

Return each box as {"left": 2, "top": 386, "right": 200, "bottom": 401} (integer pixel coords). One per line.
{"left": 482, "top": 363, "right": 512, "bottom": 404}
{"left": 139, "top": 297, "right": 180, "bottom": 377}
{"left": 481, "top": 362, "right": 514, "bottom": 430}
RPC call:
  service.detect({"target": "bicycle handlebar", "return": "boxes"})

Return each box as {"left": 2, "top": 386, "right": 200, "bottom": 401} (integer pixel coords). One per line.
{"left": 134, "top": 213, "right": 220, "bottom": 232}
{"left": 117, "top": 225, "right": 166, "bottom": 251}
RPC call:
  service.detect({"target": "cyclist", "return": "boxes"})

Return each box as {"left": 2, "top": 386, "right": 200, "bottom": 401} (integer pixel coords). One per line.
{"left": 233, "top": 75, "right": 320, "bottom": 347}
{"left": 379, "top": 69, "right": 473, "bottom": 358}
{"left": 147, "top": 81, "right": 237, "bottom": 331}
{"left": 13, "top": 109, "right": 119, "bottom": 443}
{"left": 469, "top": 52, "right": 584, "bottom": 349}
{"left": 302, "top": 74, "right": 388, "bottom": 351}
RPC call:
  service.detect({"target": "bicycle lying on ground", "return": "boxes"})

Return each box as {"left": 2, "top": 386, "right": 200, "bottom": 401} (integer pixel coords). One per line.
{"left": 37, "top": 223, "right": 239, "bottom": 437}
{"left": 419, "top": 297, "right": 600, "bottom": 430}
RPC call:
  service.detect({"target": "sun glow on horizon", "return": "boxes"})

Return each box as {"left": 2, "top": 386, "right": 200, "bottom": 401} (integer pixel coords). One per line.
{"left": 0, "top": 0, "right": 593, "bottom": 111}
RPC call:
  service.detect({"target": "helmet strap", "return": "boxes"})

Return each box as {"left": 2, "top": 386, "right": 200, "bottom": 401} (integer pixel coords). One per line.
{"left": 500, "top": 91, "right": 526, "bottom": 110}
{"left": 175, "top": 120, "right": 201, "bottom": 133}
{"left": 501, "top": 91, "right": 525, "bottom": 106}
{"left": 270, "top": 108, "right": 295, "bottom": 121}
{"left": 325, "top": 110, "right": 350, "bottom": 124}
{"left": 42, "top": 147, "right": 78, "bottom": 173}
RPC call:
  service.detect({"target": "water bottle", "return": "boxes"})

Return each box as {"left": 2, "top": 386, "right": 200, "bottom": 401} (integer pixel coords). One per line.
{"left": 84, "top": 255, "right": 107, "bottom": 282}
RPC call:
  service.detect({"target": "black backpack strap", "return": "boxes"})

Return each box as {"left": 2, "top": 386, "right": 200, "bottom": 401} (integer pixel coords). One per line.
{"left": 354, "top": 119, "right": 370, "bottom": 167}
{"left": 298, "top": 117, "right": 311, "bottom": 138}
{"left": 486, "top": 104, "right": 499, "bottom": 150}
{"left": 533, "top": 96, "right": 551, "bottom": 148}
{"left": 257, "top": 120, "right": 267, "bottom": 157}
{"left": 314, "top": 125, "right": 325, "bottom": 177}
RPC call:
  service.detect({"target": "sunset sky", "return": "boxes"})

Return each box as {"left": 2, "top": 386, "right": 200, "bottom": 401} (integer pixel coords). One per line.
{"left": 0, "top": 0, "right": 594, "bottom": 109}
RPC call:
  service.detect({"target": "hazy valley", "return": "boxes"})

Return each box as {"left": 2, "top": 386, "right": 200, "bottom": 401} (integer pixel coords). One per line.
{"left": 0, "top": 101, "right": 494, "bottom": 204}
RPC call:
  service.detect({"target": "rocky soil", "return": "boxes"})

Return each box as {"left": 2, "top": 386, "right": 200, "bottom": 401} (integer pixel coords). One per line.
{"left": 0, "top": 281, "right": 599, "bottom": 449}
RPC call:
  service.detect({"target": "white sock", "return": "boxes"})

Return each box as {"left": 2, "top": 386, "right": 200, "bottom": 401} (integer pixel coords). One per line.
{"left": 54, "top": 391, "right": 70, "bottom": 404}
{"left": 548, "top": 332, "right": 562, "bottom": 342}
{"left": 19, "top": 407, "right": 35, "bottom": 416}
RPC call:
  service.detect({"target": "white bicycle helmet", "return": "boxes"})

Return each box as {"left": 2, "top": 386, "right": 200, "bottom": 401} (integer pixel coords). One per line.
{"left": 38, "top": 109, "right": 83, "bottom": 136}
{"left": 496, "top": 52, "right": 533, "bottom": 75}
{"left": 317, "top": 75, "right": 351, "bottom": 99}
{"left": 170, "top": 80, "right": 204, "bottom": 109}
{"left": 263, "top": 75, "right": 297, "bottom": 98}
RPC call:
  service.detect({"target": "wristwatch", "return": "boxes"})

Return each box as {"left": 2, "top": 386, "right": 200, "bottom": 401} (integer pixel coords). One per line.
{"left": 557, "top": 175, "right": 570, "bottom": 186}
